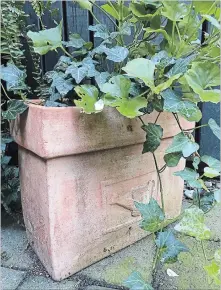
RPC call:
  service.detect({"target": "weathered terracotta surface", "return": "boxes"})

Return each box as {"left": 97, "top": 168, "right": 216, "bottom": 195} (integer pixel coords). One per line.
{"left": 11, "top": 105, "right": 193, "bottom": 281}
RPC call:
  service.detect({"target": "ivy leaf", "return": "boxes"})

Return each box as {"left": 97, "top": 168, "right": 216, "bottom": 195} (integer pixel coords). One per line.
{"left": 1, "top": 63, "right": 27, "bottom": 91}
{"left": 143, "top": 28, "right": 171, "bottom": 43}
{"left": 110, "top": 22, "right": 132, "bottom": 38}
{"left": 122, "top": 58, "right": 155, "bottom": 88}
{"left": 27, "top": 23, "right": 62, "bottom": 55}
{"left": 166, "top": 55, "right": 197, "bottom": 77}
{"left": 100, "top": 75, "right": 131, "bottom": 99}
{"left": 155, "top": 230, "right": 189, "bottom": 263}
{"left": 166, "top": 133, "right": 199, "bottom": 158}
{"left": 45, "top": 101, "right": 67, "bottom": 107}
{"left": 204, "top": 260, "right": 221, "bottom": 286}
{"left": 208, "top": 118, "right": 220, "bottom": 140}
{"left": 74, "top": 85, "right": 99, "bottom": 114}
{"left": 193, "top": 1, "right": 219, "bottom": 15}
{"left": 2, "top": 100, "right": 28, "bottom": 120}
{"left": 185, "top": 62, "right": 220, "bottom": 103}
{"left": 101, "top": 3, "right": 119, "bottom": 19}
{"left": 164, "top": 152, "right": 182, "bottom": 167}
{"left": 174, "top": 207, "right": 211, "bottom": 240}
{"left": 95, "top": 72, "right": 110, "bottom": 88}
{"left": 142, "top": 123, "right": 163, "bottom": 153}
{"left": 201, "top": 155, "right": 220, "bottom": 172}
{"left": 135, "top": 198, "right": 165, "bottom": 232}
{"left": 75, "top": 0, "right": 94, "bottom": 11}
{"left": 162, "top": 1, "right": 190, "bottom": 21}
{"left": 123, "top": 272, "right": 154, "bottom": 290}
{"left": 62, "top": 33, "right": 85, "bottom": 48}
{"left": 51, "top": 73, "right": 74, "bottom": 96}
{"left": 174, "top": 167, "right": 199, "bottom": 181}
{"left": 161, "top": 89, "right": 202, "bottom": 122}
{"left": 129, "top": 2, "right": 158, "bottom": 20}
{"left": 204, "top": 167, "right": 220, "bottom": 178}
{"left": 88, "top": 24, "right": 109, "bottom": 39}
{"left": 193, "top": 156, "right": 200, "bottom": 170}
{"left": 153, "top": 74, "right": 182, "bottom": 94}
{"left": 65, "top": 66, "right": 88, "bottom": 84}
{"left": 104, "top": 46, "right": 129, "bottom": 63}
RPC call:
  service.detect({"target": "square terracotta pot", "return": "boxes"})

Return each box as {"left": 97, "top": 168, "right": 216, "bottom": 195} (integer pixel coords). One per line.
{"left": 10, "top": 104, "right": 192, "bottom": 281}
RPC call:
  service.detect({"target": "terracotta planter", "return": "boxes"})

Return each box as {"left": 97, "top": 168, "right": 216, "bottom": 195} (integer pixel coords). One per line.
{"left": 11, "top": 104, "right": 192, "bottom": 281}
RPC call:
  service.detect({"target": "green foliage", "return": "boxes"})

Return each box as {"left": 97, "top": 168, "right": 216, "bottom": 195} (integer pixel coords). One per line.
{"left": 204, "top": 249, "right": 221, "bottom": 286}
{"left": 142, "top": 123, "right": 163, "bottom": 153}
{"left": 74, "top": 85, "right": 99, "bottom": 114}
{"left": 123, "top": 271, "right": 154, "bottom": 290}
{"left": 174, "top": 207, "right": 211, "bottom": 240}
{"left": 155, "top": 230, "right": 189, "bottom": 263}
{"left": 208, "top": 118, "right": 220, "bottom": 140}
{"left": 2, "top": 100, "right": 28, "bottom": 120}
{"left": 135, "top": 198, "right": 165, "bottom": 232}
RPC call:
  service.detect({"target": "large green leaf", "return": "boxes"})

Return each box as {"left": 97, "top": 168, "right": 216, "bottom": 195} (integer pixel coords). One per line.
{"left": 142, "top": 123, "right": 163, "bottom": 153}
{"left": 135, "top": 198, "right": 165, "bottom": 232}
{"left": 1, "top": 63, "right": 27, "bottom": 91}
{"left": 104, "top": 46, "right": 129, "bottom": 62}
{"left": 100, "top": 75, "right": 131, "bottom": 99}
{"left": 155, "top": 230, "right": 189, "bottom": 263}
{"left": 27, "top": 23, "right": 62, "bottom": 55}
{"left": 166, "top": 55, "right": 197, "bottom": 77}
{"left": 2, "top": 100, "right": 28, "bottom": 120}
{"left": 74, "top": 85, "right": 99, "bottom": 114}
{"left": 204, "top": 260, "right": 221, "bottom": 286}
{"left": 122, "top": 58, "right": 155, "bottom": 88}
{"left": 75, "top": 0, "right": 94, "bottom": 11}
{"left": 101, "top": 2, "right": 130, "bottom": 20}
{"left": 166, "top": 133, "right": 199, "bottom": 158}
{"left": 62, "top": 33, "right": 86, "bottom": 48}
{"left": 161, "top": 89, "right": 202, "bottom": 122}
{"left": 115, "top": 96, "right": 147, "bottom": 118}
{"left": 153, "top": 74, "right": 182, "bottom": 95}
{"left": 164, "top": 152, "right": 182, "bottom": 167}
{"left": 129, "top": 2, "right": 158, "bottom": 20}
{"left": 185, "top": 62, "right": 220, "bottom": 103}
{"left": 174, "top": 207, "right": 211, "bottom": 240}
{"left": 143, "top": 28, "right": 171, "bottom": 43}
{"left": 162, "top": 1, "right": 190, "bottom": 21}
{"left": 193, "top": 1, "right": 219, "bottom": 15}
{"left": 123, "top": 272, "right": 154, "bottom": 290}
{"left": 208, "top": 118, "right": 220, "bottom": 140}
{"left": 174, "top": 167, "right": 199, "bottom": 181}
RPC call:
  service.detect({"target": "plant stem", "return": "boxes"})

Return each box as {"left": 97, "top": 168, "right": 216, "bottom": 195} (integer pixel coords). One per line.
{"left": 201, "top": 240, "right": 208, "bottom": 262}
{"left": 172, "top": 21, "right": 176, "bottom": 51}
{"left": 184, "top": 124, "right": 208, "bottom": 131}
{"left": 154, "top": 112, "right": 161, "bottom": 124}
{"left": 152, "top": 244, "right": 160, "bottom": 271}
{"left": 138, "top": 116, "right": 145, "bottom": 126}
{"left": 92, "top": 2, "right": 118, "bottom": 28}
{"left": 60, "top": 46, "right": 75, "bottom": 59}
{"left": 173, "top": 113, "right": 184, "bottom": 132}
{"left": 1, "top": 83, "right": 11, "bottom": 100}
{"left": 175, "top": 23, "right": 181, "bottom": 42}
{"left": 153, "top": 152, "right": 165, "bottom": 214}
{"left": 90, "top": 11, "right": 101, "bottom": 24}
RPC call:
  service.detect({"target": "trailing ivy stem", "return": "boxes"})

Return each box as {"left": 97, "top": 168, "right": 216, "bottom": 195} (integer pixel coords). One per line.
{"left": 138, "top": 116, "right": 145, "bottom": 126}
{"left": 184, "top": 124, "right": 208, "bottom": 131}
{"left": 175, "top": 23, "right": 181, "bottom": 42}
{"left": 201, "top": 240, "right": 208, "bottom": 262}
{"left": 152, "top": 244, "right": 160, "bottom": 271}
{"left": 154, "top": 112, "right": 161, "bottom": 124}
{"left": 172, "top": 21, "right": 176, "bottom": 51}
{"left": 1, "top": 83, "right": 11, "bottom": 100}
{"left": 173, "top": 113, "right": 184, "bottom": 132}
{"left": 90, "top": 11, "right": 101, "bottom": 24}
{"left": 153, "top": 152, "right": 165, "bottom": 214}
{"left": 92, "top": 2, "right": 118, "bottom": 28}
{"left": 60, "top": 46, "right": 75, "bottom": 60}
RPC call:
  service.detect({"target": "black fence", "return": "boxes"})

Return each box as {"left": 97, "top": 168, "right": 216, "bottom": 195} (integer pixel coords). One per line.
{"left": 23, "top": 1, "right": 220, "bottom": 160}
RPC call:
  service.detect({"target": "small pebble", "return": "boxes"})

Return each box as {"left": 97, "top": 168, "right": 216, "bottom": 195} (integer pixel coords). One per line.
{"left": 204, "top": 181, "right": 213, "bottom": 187}
{"left": 184, "top": 190, "right": 194, "bottom": 199}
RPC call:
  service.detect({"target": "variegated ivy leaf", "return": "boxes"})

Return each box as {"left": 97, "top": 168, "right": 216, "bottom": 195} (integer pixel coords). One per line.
{"left": 122, "top": 58, "right": 155, "bottom": 88}
{"left": 142, "top": 123, "right": 163, "bottom": 153}
{"left": 166, "top": 132, "right": 199, "bottom": 158}
{"left": 174, "top": 207, "right": 211, "bottom": 240}
{"left": 104, "top": 46, "right": 129, "bottom": 63}
{"left": 1, "top": 63, "right": 27, "bottom": 91}
{"left": 110, "top": 22, "right": 132, "bottom": 38}
{"left": 62, "top": 33, "right": 86, "bottom": 49}
{"left": 51, "top": 73, "right": 74, "bottom": 96}
{"left": 74, "top": 85, "right": 99, "bottom": 114}
{"left": 2, "top": 100, "right": 28, "bottom": 120}
{"left": 65, "top": 66, "right": 88, "bottom": 84}
{"left": 185, "top": 62, "right": 220, "bottom": 103}
{"left": 88, "top": 24, "right": 109, "bottom": 39}
{"left": 166, "top": 54, "right": 197, "bottom": 77}
{"left": 27, "top": 22, "right": 62, "bottom": 55}
{"left": 161, "top": 1, "right": 190, "bottom": 22}
{"left": 135, "top": 197, "right": 165, "bottom": 232}
{"left": 161, "top": 89, "right": 202, "bottom": 122}
{"left": 155, "top": 230, "right": 189, "bottom": 263}
{"left": 123, "top": 272, "right": 154, "bottom": 290}
{"left": 164, "top": 152, "right": 182, "bottom": 167}
{"left": 95, "top": 72, "right": 110, "bottom": 88}
{"left": 208, "top": 118, "right": 220, "bottom": 140}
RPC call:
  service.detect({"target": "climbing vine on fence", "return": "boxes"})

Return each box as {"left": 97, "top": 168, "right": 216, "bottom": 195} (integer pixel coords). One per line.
{"left": 1, "top": 0, "right": 220, "bottom": 288}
